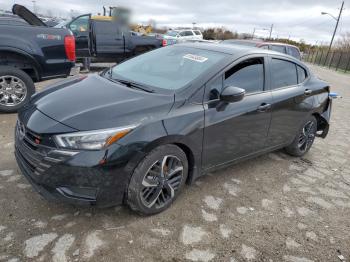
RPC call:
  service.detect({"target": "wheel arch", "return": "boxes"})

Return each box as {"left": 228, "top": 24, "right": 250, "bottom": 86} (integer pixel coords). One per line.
{"left": 130, "top": 135, "right": 201, "bottom": 185}
{"left": 0, "top": 48, "right": 41, "bottom": 81}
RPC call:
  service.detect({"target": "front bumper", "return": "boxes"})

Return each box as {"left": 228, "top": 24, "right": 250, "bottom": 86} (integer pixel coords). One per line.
{"left": 14, "top": 121, "right": 136, "bottom": 207}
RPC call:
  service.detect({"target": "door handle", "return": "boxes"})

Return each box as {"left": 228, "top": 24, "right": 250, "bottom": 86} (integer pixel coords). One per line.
{"left": 304, "top": 89, "right": 312, "bottom": 96}
{"left": 257, "top": 103, "right": 271, "bottom": 112}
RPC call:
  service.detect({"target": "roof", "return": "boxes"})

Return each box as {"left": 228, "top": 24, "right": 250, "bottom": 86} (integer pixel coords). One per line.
{"left": 259, "top": 41, "right": 300, "bottom": 49}
{"left": 179, "top": 42, "right": 265, "bottom": 55}
{"left": 176, "top": 42, "right": 302, "bottom": 63}
{"left": 222, "top": 39, "right": 300, "bottom": 50}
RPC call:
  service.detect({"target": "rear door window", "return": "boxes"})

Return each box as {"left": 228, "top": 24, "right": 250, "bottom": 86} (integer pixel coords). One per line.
{"left": 194, "top": 30, "right": 202, "bottom": 35}
{"left": 224, "top": 57, "right": 265, "bottom": 94}
{"left": 270, "top": 45, "right": 286, "bottom": 54}
{"left": 271, "top": 59, "right": 298, "bottom": 89}
{"left": 297, "top": 66, "right": 307, "bottom": 83}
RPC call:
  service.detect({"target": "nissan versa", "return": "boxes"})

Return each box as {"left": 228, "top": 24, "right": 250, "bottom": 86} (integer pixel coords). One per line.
{"left": 15, "top": 43, "right": 331, "bottom": 215}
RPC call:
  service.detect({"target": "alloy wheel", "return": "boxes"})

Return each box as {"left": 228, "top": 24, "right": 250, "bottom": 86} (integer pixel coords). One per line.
{"left": 140, "top": 155, "right": 184, "bottom": 209}
{"left": 0, "top": 75, "right": 27, "bottom": 107}
{"left": 297, "top": 121, "right": 316, "bottom": 152}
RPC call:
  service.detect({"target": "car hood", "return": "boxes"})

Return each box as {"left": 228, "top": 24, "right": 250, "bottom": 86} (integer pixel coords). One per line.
{"left": 12, "top": 4, "right": 47, "bottom": 26}
{"left": 31, "top": 74, "right": 175, "bottom": 131}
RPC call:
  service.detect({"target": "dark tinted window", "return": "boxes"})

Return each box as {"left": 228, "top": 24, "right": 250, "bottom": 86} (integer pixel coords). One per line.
{"left": 271, "top": 59, "right": 298, "bottom": 89}
{"left": 270, "top": 45, "right": 286, "bottom": 54}
{"left": 224, "top": 58, "right": 264, "bottom": 94}
{"left": 260, "top": 45, "right": 269, "bottom": 49}
{"left": 297, "top": 66, "right": 307, "bottom": 83}
{"left": 288, "top": 47, "right": 301, "bottom": 59}
{"left": 194, "top": 30, "right": 202, "bottom": 35}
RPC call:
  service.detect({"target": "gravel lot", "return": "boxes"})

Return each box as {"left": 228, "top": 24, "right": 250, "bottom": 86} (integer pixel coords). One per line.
{"left": 0, "top": 65, "right": 349, "bottom": 262}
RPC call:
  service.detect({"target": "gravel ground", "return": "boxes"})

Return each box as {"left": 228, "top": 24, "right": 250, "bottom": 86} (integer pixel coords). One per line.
{"left": 0, "top": 65, "right": 349, "bottom": 262}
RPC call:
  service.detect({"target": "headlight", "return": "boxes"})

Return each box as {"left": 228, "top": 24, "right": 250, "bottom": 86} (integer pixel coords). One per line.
{"left": 54, "top": 125, "right": 136, "bottom": 150}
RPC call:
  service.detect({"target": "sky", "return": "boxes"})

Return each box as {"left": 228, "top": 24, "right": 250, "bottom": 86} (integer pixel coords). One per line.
{"left": 1, "top": 0, "right": 349, "bottom": 44}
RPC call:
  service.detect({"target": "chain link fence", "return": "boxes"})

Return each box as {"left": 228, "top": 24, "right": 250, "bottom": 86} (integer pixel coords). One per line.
{"left": 303, "top": 49, "right": 350, "bottom": 73}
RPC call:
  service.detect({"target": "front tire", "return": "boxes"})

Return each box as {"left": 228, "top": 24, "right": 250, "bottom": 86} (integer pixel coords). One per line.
{"left": 285, "top": 116, "right": 317, "bottom": 157}
{"left": 127, "top": 144, "right": 188, "bottom": 215}
{"left": 0, "top": 66, "right": 35, "bottom": 113}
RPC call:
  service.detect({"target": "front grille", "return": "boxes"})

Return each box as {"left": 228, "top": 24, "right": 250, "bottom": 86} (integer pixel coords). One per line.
{"left": 15, "top": 121, "right": 54, "bottom": 180}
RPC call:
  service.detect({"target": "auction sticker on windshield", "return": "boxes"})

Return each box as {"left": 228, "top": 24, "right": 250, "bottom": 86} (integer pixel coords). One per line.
{"left": 183, "top": 54, "right": 208, "bottom": 63}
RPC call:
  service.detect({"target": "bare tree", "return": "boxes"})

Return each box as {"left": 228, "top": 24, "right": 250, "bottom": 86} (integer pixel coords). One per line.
{"left": 336, "top": 32, "right": 350, "bottom": 51}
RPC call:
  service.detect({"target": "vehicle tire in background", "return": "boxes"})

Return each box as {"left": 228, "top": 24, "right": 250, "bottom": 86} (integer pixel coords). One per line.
{"left": 127, "top": 144, "right": 188, "bottom": 215}
{"left": 0, "top": 66, "right": 35, "bottom": 113}
{"left": 285, "top": 115, "right": 317, "bottom": 157}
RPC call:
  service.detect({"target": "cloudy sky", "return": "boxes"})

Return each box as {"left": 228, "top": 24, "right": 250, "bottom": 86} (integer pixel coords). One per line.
{"left": 1, "top": 0, "right": 349, "bottom": 44}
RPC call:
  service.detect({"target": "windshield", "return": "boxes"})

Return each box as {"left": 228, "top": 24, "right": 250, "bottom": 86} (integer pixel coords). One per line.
{"left": 109, "top": 46, "right": 228, "bottom": 91}
{"left": 165, "top": 30, "right": 179, "bottom": 37}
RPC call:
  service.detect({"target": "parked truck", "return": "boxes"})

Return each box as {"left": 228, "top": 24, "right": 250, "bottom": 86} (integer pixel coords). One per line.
{"left": 60, "top": 9, "right": 163, "bottom": 63}
{"left": 0, "top": 4, "right": 75, "bottom": 112}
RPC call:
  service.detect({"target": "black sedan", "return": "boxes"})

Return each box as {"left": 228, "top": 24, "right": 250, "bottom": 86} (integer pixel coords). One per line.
{"left": 15, "top": 43, "right": 331, "bottom": 215}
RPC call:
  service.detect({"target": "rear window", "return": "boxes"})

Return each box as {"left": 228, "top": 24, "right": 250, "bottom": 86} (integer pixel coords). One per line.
{"left": 288, "top": 47, "right": 301, "bottom": 59}
{"left": 181, "top": 31, "right": 194, "bottom": 36}
{"left": 194, "top": 30, "right": 202, "bottom": 35}
{"left": 270, "top": 45, "right": 286, "bottom": 54}
{"left": 166, "top": 30, "right": 179, "bottom": 37}
{"left": 271, "top": 59, "right": 298, "bottom": 89}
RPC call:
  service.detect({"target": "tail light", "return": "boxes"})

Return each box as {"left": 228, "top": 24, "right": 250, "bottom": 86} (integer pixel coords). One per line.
{"left": 64, "top": 35, "right": 76, "bottom": 62}
{"left": 162, "top": 39, "right": 167, "bottom": 47}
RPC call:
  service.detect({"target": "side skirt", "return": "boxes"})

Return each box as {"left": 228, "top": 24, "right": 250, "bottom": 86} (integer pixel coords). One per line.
{"left": 199, "top": 142, "right": 290, "bottom": 178}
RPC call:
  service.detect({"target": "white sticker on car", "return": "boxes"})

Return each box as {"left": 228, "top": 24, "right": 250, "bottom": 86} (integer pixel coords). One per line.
{"left": 183, "top": 54, "right": 208, "bottom": 63}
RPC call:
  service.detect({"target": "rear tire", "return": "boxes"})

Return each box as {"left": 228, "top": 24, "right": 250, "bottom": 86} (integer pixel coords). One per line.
{"left": 285, "top": 116, "right": 317, "bottom": 157}
{"left": 127, "top": 144, "right": 188, "bottom": 215}
{"left": 0, "top": 66, "right": 35, "bottom": 113}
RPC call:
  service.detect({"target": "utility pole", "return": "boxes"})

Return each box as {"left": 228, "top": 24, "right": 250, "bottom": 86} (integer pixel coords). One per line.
{"left": 325, "top": 1, "right": 345, "bottom": 63}
{"left": 269, "top": 24, "right": 274, "bottom": 40}
{"left": 192, "top": 22, "right": 196, "bottom": 29}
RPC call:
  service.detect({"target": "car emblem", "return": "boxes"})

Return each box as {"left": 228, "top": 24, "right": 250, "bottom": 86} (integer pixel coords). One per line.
{"left": 18, "top": 122, "right": 26, "bottom": 140}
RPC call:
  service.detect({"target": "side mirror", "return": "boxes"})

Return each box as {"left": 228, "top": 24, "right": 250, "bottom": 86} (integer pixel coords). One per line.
{"left": 220, "top": 86, "right": 245, "bottom": 103}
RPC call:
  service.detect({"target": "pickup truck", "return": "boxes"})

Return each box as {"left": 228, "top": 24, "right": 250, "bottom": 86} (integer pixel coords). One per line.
{"left": 61, "top": 14, "right": 163, "bottom": 62}
{"left": 0, "top": 4, "right": 75, "bottom": 112}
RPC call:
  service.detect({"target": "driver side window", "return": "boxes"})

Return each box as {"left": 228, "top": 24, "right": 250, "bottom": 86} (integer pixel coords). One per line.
{"left": 224, "top": 58, "right": 265, "bottom": 94}
{"left": 69, "top": 15, "right": 89, "bottom": 33}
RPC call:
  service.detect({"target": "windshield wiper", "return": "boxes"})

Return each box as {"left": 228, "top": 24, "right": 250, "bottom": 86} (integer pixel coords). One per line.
{"left": 113, "top": 78, "right": 155, "bottom": 93}
{"left": 104, "top": 69, "right": 155, "bottom": 93}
